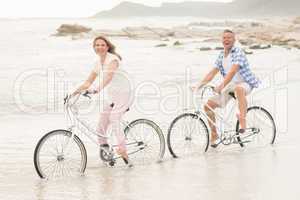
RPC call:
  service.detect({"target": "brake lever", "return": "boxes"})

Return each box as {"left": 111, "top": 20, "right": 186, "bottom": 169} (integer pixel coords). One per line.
{"left": 64, "top": 94, "right": 69, "bottom": 105}
{"left": 82, "top": 90, "right": 91, "bottom": 99}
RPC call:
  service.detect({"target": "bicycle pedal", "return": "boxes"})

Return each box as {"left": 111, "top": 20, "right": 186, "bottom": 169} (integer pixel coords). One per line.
{"left": 108, "top": 159, "right": 116, "bottom": 166}
{"left": 238, "top": 140, "right": 251, "bottom": 144}
{"left": 100, "top": 148, "right": 114, "bottom": 162}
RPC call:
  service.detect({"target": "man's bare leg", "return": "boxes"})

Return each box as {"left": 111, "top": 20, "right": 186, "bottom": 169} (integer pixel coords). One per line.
{"left": 204, "top": 100, "right": 219, "bottom": 143}
{"left": 235, "top": 86, "right": 247, "bottom": 132}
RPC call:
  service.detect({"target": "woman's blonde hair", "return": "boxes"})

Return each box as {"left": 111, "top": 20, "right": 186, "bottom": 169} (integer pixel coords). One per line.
{"left": 93, "top": 36, "right": 122, "bottom": 60}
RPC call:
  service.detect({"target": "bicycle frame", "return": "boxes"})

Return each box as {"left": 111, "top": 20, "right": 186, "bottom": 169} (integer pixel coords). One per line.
{"left": 189, "top": 85, "right": 252, "bottom": 139}
{"left": 64, "top": 93, "right": 130, "bottom": 146}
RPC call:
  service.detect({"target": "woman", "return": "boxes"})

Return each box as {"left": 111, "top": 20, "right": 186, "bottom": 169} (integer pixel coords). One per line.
{"left": 72, "top": 36, "right": 133, "bottom": 166}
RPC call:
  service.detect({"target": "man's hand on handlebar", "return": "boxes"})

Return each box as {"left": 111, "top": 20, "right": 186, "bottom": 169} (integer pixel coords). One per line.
{"left": 190, "top": 84, "right": 204, "bottom": 92}
{"left": 214, "top": 85, "right": 223, "bottom": 94}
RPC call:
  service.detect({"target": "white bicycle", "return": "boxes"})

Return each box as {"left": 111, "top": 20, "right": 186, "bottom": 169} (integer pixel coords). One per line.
{"left": 34, "top": 91, "right": 165, "bottom": 179}
{"left": 167, "top": 85, "right": 276, "bottom": 158}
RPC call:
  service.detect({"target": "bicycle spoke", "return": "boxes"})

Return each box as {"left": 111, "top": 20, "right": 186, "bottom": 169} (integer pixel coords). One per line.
{"left": 168, "top": 113, "right": 209, "bottom": 158}
{"left": 236, "top": 107, "right": 276, "bottom": 147}
{"left": 34, "top": 130, "right": 86, "bottom": 179}
{"left": 125, "top": 120, "right": 164, "bottom": 165}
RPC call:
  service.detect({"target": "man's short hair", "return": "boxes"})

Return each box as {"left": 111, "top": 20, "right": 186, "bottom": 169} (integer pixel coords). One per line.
{"left": 223, "top": 29, "right": 235, "bottom": 34}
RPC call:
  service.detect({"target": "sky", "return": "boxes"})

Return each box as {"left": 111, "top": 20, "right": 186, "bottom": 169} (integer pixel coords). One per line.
{"left": 0, "top": 0, "right": 232, "bottom": 18}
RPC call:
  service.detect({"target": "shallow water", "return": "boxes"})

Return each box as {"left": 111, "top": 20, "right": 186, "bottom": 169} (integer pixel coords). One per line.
{"left": 1, "top": 114, "right": 300, "bottom": 200}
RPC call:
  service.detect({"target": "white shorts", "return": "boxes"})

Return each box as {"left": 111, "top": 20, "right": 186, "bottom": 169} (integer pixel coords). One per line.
{"left": 209, "top": 82, "right": 252, "bottom": 108}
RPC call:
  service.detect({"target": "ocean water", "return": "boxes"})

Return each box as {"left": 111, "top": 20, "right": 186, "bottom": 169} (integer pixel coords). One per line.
{"left": 0, "top": 18, "right": 300, "bottom": 199}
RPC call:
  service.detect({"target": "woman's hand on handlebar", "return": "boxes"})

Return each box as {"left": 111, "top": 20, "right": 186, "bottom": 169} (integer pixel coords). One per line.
{"left": 86, "top": 88, "right": 99, "bottom": 94}
{"left": 81, "top": 88, "right": 99, "bottom": 98}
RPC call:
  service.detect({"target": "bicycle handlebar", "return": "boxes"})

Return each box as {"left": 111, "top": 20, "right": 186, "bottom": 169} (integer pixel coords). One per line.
{"left": 64, "top": 90, "right": 96, "bottom": 106}
{"left": 200, "top": 85, "right": 215, "bottom": 91}
{"left": 200, "top": 85, "right": 215, "bottom": 99}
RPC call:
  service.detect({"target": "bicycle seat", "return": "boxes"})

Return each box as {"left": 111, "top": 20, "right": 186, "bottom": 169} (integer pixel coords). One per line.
{"left": 228, "top": 92, "right": 236, "bottom": 99}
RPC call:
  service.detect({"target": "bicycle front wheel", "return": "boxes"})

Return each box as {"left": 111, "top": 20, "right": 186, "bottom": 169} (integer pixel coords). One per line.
{"left": 124, "top": 119, "right": 165, "bottom": 165}
{"left": 236, "top": 106, "right": 276, "bottom": 148}
{"left": 167, "top": 113, "right": 209, "bottom": 158}
{"left": 34, "top": 129, "right": 87, "bottom": 179}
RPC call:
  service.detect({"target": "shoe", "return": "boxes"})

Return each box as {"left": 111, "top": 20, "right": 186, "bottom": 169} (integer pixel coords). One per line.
{"left": 122, "top": 157, "right": 134, "bottom": 168}
{"left": 210, "top": 137, "right": 221, "bottom": 148}
{"left": 127, "top": 160, "right": 134, "bottom": 168}
{"left": 238, "top": 129, "right": 245, "bottom": 134}
{"left": 234, "top": 129, "right": 245, "bottom": 138}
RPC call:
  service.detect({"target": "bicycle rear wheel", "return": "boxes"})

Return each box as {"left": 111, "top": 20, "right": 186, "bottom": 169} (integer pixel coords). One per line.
{"left": 167, "top": 113, "right": 209, "bottom": 158}
{"left": 124, "top": 119, "right": 165, "bottom": 165}
{"left": 236, "top": 106, "right": 276, "bottom": 148}
{"left": 34, "top": 129, "right": 87, "bottom": 179}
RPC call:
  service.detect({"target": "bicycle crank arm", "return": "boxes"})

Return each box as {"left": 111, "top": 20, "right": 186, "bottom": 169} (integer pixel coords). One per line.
{"left": 233, "top": 140, "right": 251, "bottom": 144}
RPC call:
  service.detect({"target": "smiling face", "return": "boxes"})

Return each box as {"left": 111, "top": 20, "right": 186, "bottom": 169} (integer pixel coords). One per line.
{"left": 93, "top": 39, "right": 109, "bottom": 55}
{"left": 222, "top": 31, "right": 235, "bottom": 51}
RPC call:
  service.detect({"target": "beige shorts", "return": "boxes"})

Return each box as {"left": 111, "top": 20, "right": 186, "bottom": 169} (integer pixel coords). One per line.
{"left": 209, "top": 82, "right": 252, "bottom": 108}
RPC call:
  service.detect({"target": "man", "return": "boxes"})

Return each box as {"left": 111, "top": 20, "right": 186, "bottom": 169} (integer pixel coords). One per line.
{"left": 192, "top": 29, "right": 260, "bottom": 147}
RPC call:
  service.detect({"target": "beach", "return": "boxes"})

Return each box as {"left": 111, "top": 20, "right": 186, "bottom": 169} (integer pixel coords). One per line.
{"left": 0, "top": 17, "right": 300, "bottom": 199}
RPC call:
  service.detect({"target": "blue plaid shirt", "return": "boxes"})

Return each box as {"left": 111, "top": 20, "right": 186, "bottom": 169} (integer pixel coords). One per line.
{"left": 214, "top": 46, "right": 261, "bottom": 88}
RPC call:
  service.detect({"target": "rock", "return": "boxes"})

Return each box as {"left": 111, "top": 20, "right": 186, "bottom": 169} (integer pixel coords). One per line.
{"left": 199, "top": 47, "right": 212, "bottom": 51}
{"left": 173, "top": 41, "right": 183, "bottom": 46}
{"left": 249, "top": 44, "right": 261, "bottom": 49}
{"left": 288, "top": 41, "right": 300, "bottom": 49}
{"left": 161, "top": 38, "right": 170, "bottom": 41}
{"left": 54, "top": 24, "right": 92, "bottom": 36}
{"left": 51, "top": 19, "right": 300, "bottom": 45}
{"left": 293, "top": 16, "right": 300, "bottom": 24}
{"left": 144, "top": 27, "right": 175, "bottom": 39}
{"left": 239, "top": 38, "right": 255, "bottom": 46}
{"left": 122, "top": 27, "right": 150, "bottom": 39}
{"left": 202, "top": 38, "right": 219, "bottom": 43}
{"left": 272, "top": 37, "right": 296, "bottom": 46}
{"left": 121, "top": 26, "right": 177, "bottom": 39}
{"left": 243, "top": 48, "right": 253, "bottom": 55}
{"left": 71, "top": 33, "right": 86, "bottom": 40}
{"left": 236, "top": 24, "right": 246, "bottom": 29}
{"left": 215, "top": 47, "right": 224, "bottom": 50}
{"left": 155, "top": 43, "right": 167, "bottom": 47}
{"left": 188, "top": 22, "right": 214, "bottom": 27}
{"left": 249, "top": 44, "right": 271, "bottom": 50}
{"left": 167, "top": 32, "right": 175, "bottom": 37}
{"left": 260, "top": 44, "right": 272, "bottom": 49}
{"left": 92, "top": 29, "right": 129, "bottom": 37}
{"left": 250, "top": 22, "right": 262, "bottom": 27}
{"left": 256, "top": 33, "right": 274, "bottom": 41}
